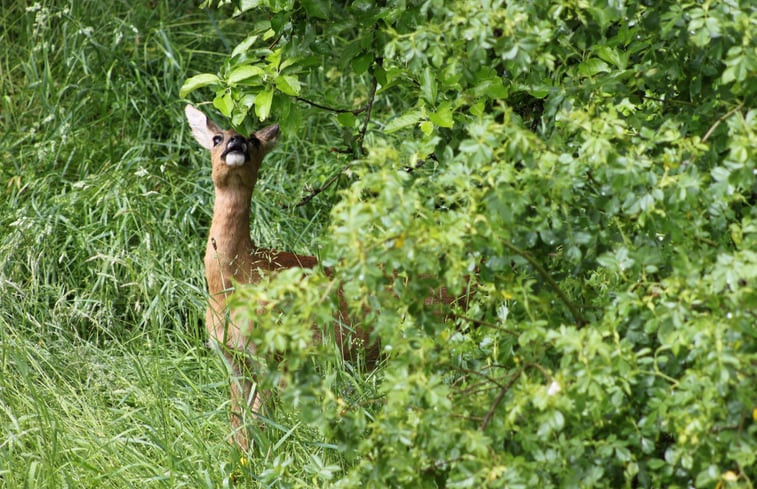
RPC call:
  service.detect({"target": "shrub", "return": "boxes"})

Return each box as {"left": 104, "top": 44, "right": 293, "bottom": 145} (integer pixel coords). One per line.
{"left": 186, "top": 0, "right": 756, "bottom": 487}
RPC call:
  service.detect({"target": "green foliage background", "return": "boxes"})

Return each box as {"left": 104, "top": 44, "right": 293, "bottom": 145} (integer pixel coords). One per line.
{"left": 1, "top": 0, "right": 756, "bottom": 487}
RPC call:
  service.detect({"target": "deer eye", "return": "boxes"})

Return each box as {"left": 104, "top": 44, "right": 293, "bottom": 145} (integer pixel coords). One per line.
{"left": 212, "top": 135, "right": 223, "bottom": 146}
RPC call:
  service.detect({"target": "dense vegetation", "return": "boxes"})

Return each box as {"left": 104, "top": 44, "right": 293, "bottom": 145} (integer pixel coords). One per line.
{"left": 1, "top": 0, "right": 755, "bottom": 488}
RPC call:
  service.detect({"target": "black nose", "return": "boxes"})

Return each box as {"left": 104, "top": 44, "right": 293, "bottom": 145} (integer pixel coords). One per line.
{"left": 229, "top": 135, "right": 245, "bottom": 144}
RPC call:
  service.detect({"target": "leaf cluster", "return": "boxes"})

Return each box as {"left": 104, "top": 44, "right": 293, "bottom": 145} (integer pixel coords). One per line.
{"left": 185, "top": 0, "right": 757, "bottom": 487}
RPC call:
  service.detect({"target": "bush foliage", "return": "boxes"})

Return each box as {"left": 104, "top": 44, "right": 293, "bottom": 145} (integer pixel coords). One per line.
{"left": 1, "top": 0, "right": 753, "bottom": 487}
{"left": 182, "top": 0, "right": 756, "bottom": 487}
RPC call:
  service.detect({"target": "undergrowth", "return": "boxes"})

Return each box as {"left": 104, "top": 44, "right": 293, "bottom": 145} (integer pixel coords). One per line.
{"left": 0, "top": 1, "right": 344, "bottom": 486}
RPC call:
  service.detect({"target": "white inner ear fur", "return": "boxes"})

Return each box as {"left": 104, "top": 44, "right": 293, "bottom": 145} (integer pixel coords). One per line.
{"left": 185, "top": 105, "right": 215, "bottom": 150}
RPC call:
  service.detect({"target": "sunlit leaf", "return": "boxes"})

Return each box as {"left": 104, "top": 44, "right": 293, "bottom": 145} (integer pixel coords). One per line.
{"left": 180, "top": 73, "right": 219, "bottom": 98}
{"left": 384, "top": 110, "right": 423, "bottom": 133}
{"left": 254, "top": 88, "right": 273, "bottom": 121}
{"left": 228, "top": 64, "right": 265, "bottom": 84}
{"left": 275, "top": 74, "right": 301, "bottom": 96}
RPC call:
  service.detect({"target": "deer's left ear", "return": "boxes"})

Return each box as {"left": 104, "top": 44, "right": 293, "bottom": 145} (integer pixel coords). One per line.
{"left": 185, "top": 105, "right": 222, "bottom": 150}
{"left": 252, "top": 124, "right": 280, "bottom": 156}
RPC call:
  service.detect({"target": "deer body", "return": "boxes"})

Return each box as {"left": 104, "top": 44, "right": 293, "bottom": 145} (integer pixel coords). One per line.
{"left": 204, "top": 186, "right": 318, "bottom": 354}
{"left": 187, "top": 105, "right": 371, "bottom": 451}
{"left": 186, "top": 105, "right": 461, "bottom": 452}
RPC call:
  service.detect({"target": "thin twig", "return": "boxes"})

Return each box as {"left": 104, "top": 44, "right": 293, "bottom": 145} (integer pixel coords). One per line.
{"left": 295, "top": 96, "right": 370, "bottom": 115}
{"left": 355, "top": 69, "right": 379, "bottom": 154}
{"left": 458, "top": 383, "right": 508, "bottom": 398}
{"left": 403, "top": 153, "right": 437, "bottom": 173}
{"left": 524, "top": 362, "right": 553, "bottom": 382}
{"left": 292, "top": 61, "right": 380, "bottom": 207}
{"left": 422, "top": 456, "right": 472, "bottom": 475}
{"left": 451, "top": 313, "right": 519, "bottom": 336}
{"left": 453, "top": 366, "right": 508, "bottom": 389}
{"left": 702, "top": 102, "right": 744, "bottom": 143}
{"left": 480, "top": 369, "right": 522, "bottom": 431}
{"left": 294, "top": 162, "right": 353, "bottom": 208}
{"left": 502, "top": 241, "right": 587, "bottom": 327}
{"left": 640, "top": 94, "right": 695, "bottom": 107}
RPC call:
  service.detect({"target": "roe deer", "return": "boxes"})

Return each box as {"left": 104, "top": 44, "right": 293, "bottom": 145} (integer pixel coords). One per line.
{"left": 186, "top": 105, "right": 469, "bottom": 451}
{"left": 185, "top": 105, "right": 375, "bottom": 451}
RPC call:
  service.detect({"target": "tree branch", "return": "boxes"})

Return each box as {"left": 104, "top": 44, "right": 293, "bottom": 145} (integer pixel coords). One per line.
{"left": 639, "top": 94, "right": 695, "bottom": 107}
{"left": 403, "top": 153, "right": 437, "bottom": 173}
{"left": 502, "top": 241, "right": 588, "bottom": 327}
{"left": 293, "top": 62, "right": 380, "bottom": 207}
{"left": 702, "top": 102, "right": 744, "bottom": 143}
{"left": 355, "top": 69, "right": 378, "bottom": 154}
{"left": 295, "top": 96, "right": 371, "bottom": 115}
{"left": 293, "top": 161, "right": 354, "bottom": 208}
{"left": 453, "top": 366, "right": 509, "bottom": 390}
{"left": 451, "top": 313, "right": 519, "bottom": 336}
{"left": 480, "top": 369, "right": 522, "bottom": 431}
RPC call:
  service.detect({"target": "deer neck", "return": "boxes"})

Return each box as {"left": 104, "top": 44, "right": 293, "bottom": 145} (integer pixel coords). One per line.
{"left": 205, "top": 186, "right": 258, "bottom": 298}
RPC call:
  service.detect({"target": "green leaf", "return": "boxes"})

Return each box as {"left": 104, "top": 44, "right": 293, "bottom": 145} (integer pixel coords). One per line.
{"left": 351, "top": 53, "right": 373, "bottom": 76}
{"left": 428, "top": 102, "right": 453, "bottom": 128}
{"left": 275, "top": 74, "right": 301, "bottom": 96}
{"left": 578, "top": 58, "right": 611, "bottom": 77}
{"left": 255, "top": 88, "right": 274, "bottom": 121}
{"left": 239, "top": 93, "right": 256, "bottom": 111}
{"left": 231, "top": 35, "right": 259, "bottom": 58}
{"left": 238, "top": 0, "right": 262, "bottom": 12}
{"left": 470, "top": 100, "right": 485, "bottom": 117}
{"left": 180, "top": 73, "right": 220, "bottom": 98}
{"left": 420, "top": 67, "right": 437, "bottom": 104}
{"left": 420, "top": 120, "right": 434, "bottom": 135}
{"left": 302, "top": 0, "right": 330, "bottom": 19}
{"left": 278, "top": 56, "right": 301, "bottom": 72}
{"left": 384, "top": 110, "right": 423, "bottom": 133}
{"left": 336, "top": 112, "right": 357, "bottom": 127}
{"left": 595, "top": 46, "right": 626, "bottom": 69}
{"left": 374, "top": 65, "right": 387, "bottom": 85}
{"left": 228, "top": 65, "right": 265, "bottom": 84}
{"left": 266, "top": 48, "right": 283, "bottom": 70}
{"left": 473, "top": 74, "right": 508, "bottom": 99}
{"left": 213, "top": 91, "right": 233, "bottom": 117}
{"left": 231, "top": 104, "right": 250, "bottom": 126}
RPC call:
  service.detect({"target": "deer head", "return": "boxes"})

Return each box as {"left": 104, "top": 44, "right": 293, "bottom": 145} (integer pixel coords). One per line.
{"left": 185, "top": 104, "right": 280, "bottom": 191}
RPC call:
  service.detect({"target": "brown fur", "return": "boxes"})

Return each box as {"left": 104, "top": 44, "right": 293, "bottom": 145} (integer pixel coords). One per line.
{"left": 185, "top": 105, "right": 466, "bottom": 451}
{"left": 186, "top": 105, "right": 377, "bottom": 451}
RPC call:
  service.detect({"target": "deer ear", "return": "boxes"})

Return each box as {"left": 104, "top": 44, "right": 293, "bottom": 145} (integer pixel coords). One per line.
{"left": 185, "top": 105, "right": 222, "bottom": 150}
{"left": 252, "top": 124, "right": 280, "bottom": 155}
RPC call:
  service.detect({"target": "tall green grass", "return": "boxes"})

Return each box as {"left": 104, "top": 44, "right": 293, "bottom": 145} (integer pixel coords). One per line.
{"left": 0, "top": 1, "right": 345, "bottom": 486}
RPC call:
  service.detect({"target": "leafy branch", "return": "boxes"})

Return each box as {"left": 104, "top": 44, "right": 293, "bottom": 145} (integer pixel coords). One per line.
{"left": 702, "top": 102, "right": 744, "bottom": 143}
{"left": 293, "top": 161, "right": 355, "bottom": 208}
{"left": 502, "top": 241, "right": 588, "bottom": 327}
{"left": 480, "top": 369, "right": 522, "bottom": 430}
{"left": 294, "top": 96, "right": 372, "bottom": 116}
{"left": 294, "top": 62, "right": 380, "bottom": 207}
{"left": 354, "top": 69, "right": 378, "bottom": 152}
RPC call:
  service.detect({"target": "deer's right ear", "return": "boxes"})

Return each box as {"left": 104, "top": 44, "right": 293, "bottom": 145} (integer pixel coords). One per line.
{"left": 185, "top": 104, "right": 222, "bottom": 150}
